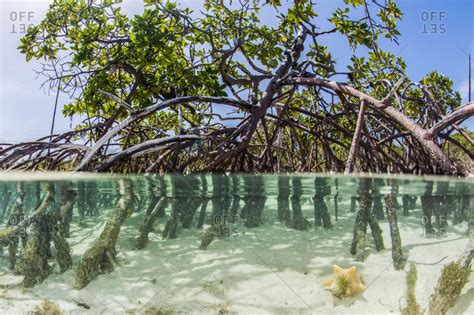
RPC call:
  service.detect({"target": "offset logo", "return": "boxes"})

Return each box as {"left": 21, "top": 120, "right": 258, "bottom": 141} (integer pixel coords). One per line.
{"left": 421, "top": 11, "right": 447, "bottom": 34}
{"left": 213, "top": 214, "right": 239, "bottom": 237}
{"left": 9, "top": 11, "right": 34, "bottom": 34}
{"left": 421, "top": 215, "right": 447, "bottom": 238}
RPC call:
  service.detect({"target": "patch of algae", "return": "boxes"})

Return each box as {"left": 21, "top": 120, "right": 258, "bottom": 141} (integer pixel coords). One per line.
{"left": 16, "top": 226, "right": 50, "bottom": 288}
{"left": 27, "top": 299, "right": 63, "bottom": 315}
{"left": 401, "top": 263, "right": 422, "bottom": 315}
{"left": 428, "top": 261, "right": 471, "bottom": 315}
{"left": 125, "top": 306, "right": 176, "bottom": 315}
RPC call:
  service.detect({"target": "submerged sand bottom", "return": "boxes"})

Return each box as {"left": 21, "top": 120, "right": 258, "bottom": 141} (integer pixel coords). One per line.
{"left": 0, "top": 201, "right": 472, "bottom": 315}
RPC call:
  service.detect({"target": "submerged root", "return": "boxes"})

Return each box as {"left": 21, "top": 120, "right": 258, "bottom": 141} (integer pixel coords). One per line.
{"left": 354, "top": 229, "right": 367, "bottom": 262}
{"left": 291, "top": 178, "right": 309, "bottom": 231}
{"left": 0, "top": 185, "right": 54, "bottom": 246}
{"left": 14, "top": 184, "right": 59, "bottom": 287}
{"left": 136, "top": 197, "right": 168, "bottom": 249}
{"left": 51, "top": 183, "right": 76, "bottom": 273}
{"left": 351, "top": 196, "right": 369, "bottom": 259}
{"left": 314, "top": 197, "right": 332, "bottom": 229}
{"left": 16, "top": 226, "right": 50, "bottom": 288}
{"left": 8, "top": 233, "right": 20, "bottom": 270}
{"left": 243, "top": 197, "right": 265, "bottom": 228}
{"left": 367, "top": 214, "right": 384, "bottom": 252}
{"left": 74, "top": 241, "right": 113, "bottom": 289}
{"left": 277, "top": 197, "right": 292, "bottom": 228}
{"left": 386, "top": 190, "right": 404, "bottom": 270}
{"left": 200, "top": 227, "right": 216, "bottom": 250}
{"left": 6, "top": 183, "right": 25, "bottom": 270}
{"left": 292, "top": 215, "right": 311, "bottom": 231}
{"left": 52, "top": 231, "right": 72, "bottom": 273}
{"left": 291, "top": 197, "right": 311, "bottom": 231}
{"left": 373, "top": 197, "right": 385, "bottom": 220}
{"left": 162, "top": 198, "right": 180, "bottom": 240}
{"left": 162, "top": 217, "right": 178, "bottom": 240}
{"left": 74, "top": 180, "right": 133, "bottom": 289}
{"left": 351, "top": 179, "right": 384, "bottom": 261}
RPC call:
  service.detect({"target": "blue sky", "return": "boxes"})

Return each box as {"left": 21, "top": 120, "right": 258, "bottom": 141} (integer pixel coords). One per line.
{"left": 0, "top": 0, "right": 472, "bottom": 142}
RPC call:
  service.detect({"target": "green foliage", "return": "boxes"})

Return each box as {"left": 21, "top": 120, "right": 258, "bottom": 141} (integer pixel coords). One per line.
{"left": 19, "top": 0, "right": 402, "bottom": 114}
{"left": 21, "top": 0, "right": 464, "bottom": 166}
{"left": 349, "top": 50, "right": 406, "bottom": 90}
{"left": 446, "top": 131, "right": 474, "bottom": 161}
{"left": 330, "top": 0, "right": 401, "bottom": 50}
{"left": 347, "top": 51, "right": 461, "bottom": 126}
{"left": 19, "top": 0, "right": 226, "bottom": 129}
{"left": 404, "top": 71, "right": 461, "bottom": 120}
{"left": 420, "top": 71, "right": 462, "bottom": 112}
{"left": 344, "top": 0, "right": 365, "bottom": 7}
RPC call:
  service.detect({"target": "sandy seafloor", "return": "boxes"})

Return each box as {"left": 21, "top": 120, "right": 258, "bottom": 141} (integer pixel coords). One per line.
{"left": 0, "top": 197, "right": 472, "bottom": 315}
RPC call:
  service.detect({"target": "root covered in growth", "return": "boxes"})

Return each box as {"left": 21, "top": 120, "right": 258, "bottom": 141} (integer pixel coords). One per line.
{"left": 16, "top": 226, "right": 50, "bottom": 288}
{"left": 136, "top": 197, "right": 168, "bottom": 249}
{"left": 385, "top": 182, "right": 405, "bottom": 270}
{"left": 74, "top": 179, "right": 133, "bottom": 289}
{"left": 200, "top": 227, "right": 216, "bottom": 250}
{"left": 351, "top": 179, "right": 384, "bottom": 261}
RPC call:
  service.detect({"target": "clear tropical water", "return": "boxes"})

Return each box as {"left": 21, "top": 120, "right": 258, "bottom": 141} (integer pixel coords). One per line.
{"left": 0, "top": 173, "right": 472, "bottom": 314}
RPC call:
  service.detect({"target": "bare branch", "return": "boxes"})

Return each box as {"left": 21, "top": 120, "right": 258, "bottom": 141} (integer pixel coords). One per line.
{"left": 429, "top": 102, "right": 474, "bottom": 136}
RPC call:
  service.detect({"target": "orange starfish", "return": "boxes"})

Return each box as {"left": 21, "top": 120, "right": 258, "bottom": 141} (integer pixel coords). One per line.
{"left": 323, "top": 265, "right": 365, "bottom": 298}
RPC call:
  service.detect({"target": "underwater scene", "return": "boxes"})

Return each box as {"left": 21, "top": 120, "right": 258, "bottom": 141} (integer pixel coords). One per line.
{"left": 0, "top": 173, "right": 472, "bottom": 314}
